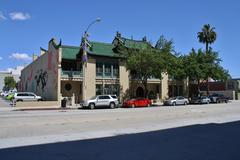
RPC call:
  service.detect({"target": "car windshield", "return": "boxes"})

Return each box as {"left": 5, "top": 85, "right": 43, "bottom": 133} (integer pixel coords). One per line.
{"left": 111, "top": 95, "right": 117, "bottom": 99}
{"left": 169, "top": 97, "right": 176, "bottom": 100}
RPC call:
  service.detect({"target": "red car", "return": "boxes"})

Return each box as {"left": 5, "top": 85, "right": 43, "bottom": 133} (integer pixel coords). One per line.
{"left": 123, "top": 98, "right": 152, "bottom": 108}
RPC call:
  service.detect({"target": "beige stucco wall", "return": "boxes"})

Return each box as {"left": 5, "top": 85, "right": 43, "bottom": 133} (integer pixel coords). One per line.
{"left": 119, "top": 61, "right": 129, "bottom": 101}
{"left": 61, "top": 80, "right": 81, "bottom": 102}
{"left": 83, "top": 57, "right": 96, "bottom": 100}
{"left": 20, "top": 41, "right": 60, "bottom": 101}
{"left": 161, "top": 73, "right": 168, "bottom": 99}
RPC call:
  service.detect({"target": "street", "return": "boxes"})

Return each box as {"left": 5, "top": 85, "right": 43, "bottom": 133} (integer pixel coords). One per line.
{"left": 0, "top": 121, "right": 240, "bottom": 160}
{"left": 1, "top": 99, "right": 240, "bottom": 149}
{"left": 1, "top": 99, "right": 240, "bottom": 159}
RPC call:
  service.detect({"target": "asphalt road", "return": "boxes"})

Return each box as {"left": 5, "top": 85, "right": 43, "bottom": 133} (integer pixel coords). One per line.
{"left": 0, "top": 121, "right": 240, "bottom": 160}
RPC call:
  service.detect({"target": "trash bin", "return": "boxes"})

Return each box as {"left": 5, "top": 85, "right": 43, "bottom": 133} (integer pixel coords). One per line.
{"left": 61, "top": 98, "right": 67, "bottom": 108}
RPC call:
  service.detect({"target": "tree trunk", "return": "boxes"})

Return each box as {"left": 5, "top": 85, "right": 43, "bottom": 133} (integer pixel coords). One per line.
{"left": 197, "top": 79, "right": 200, "bottom": 97}
{"left": 206, "top": 42, "right": 209, "bottom": 53}
{"left": 143, "top": 80, "right": 148, "bottom": 98}
{"left": 206, "top": 79, "right": 210, "bottom": 96}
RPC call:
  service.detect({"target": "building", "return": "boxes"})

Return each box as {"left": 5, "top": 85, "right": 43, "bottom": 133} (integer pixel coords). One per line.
{"left": 0, "top": 66, "right": 23, "bottom": 91}
{"left": 19, "top": 33, "right": 169, "bottom": 103}
{"left": 226, "top": 78, "right": 240, "bottom": 100}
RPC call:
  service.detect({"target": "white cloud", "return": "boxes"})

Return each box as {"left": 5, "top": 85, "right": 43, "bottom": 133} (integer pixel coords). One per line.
{"left": 0, "top": 11, "right": 7, "bottom": 20}
{"left": 9, "top": 12, "right": 31, "bottom": 21}
{"left": 0, "top": 56, "right": 2, "bottom": 60}
{"left": 9, "top": 53, "right": 31, "bottom": 61}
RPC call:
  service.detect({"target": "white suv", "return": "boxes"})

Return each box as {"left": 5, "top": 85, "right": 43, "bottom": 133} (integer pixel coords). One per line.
{"left": 13, "top": 92, "right": 43, "bottom": 102}
{"left": 82, "top": 95, "right": 119, "bottom": 109}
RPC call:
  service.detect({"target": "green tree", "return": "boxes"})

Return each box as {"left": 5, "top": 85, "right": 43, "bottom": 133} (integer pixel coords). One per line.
{"left": 126, "top": 46, "right": 166, "bottom": 97}
{"left": 119, "top": 35, "right": 176, "bottom": 98}
{"left": 197, "top": 24, "right": 217, "bottom": 53}
{"left": 4, "top": 76, "right": 16, "bottom": 91}
{"left": 183, "top": 48, "right": 230, "bottom": 97}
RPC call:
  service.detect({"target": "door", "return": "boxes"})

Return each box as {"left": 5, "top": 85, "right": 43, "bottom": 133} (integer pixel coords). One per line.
{"left": 136, "top": 87, "right": 144, "bottom": 98}
{"left": 177, "top": 96, "right": 185, "bottom": 105}
{"left": 97, "top": 96, "right": 110, "bottom": 107}
{"left": 27, "top": 93, "right": 36, "bottom": 101}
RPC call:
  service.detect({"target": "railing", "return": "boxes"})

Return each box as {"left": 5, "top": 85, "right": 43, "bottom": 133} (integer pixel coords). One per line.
{"left": 61, "top": 70, "right": 83, "bottom": 78}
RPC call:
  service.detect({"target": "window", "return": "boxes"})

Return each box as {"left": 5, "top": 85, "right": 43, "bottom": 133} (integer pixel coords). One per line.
{"left": 104, "top": 84, "right": 112, "bottom": 94}
{"left": 96, "top": 84, "right": 103, "bottom": 95}
{"left": 111, "top": 95, "right": 117, "bottom": 99}
{"left": 65, "top": 83, "right": 72, "bottom": 91}
{"left": 96, "top": 84, "right": 120, "bottom": 96}
{"left": 96, "top": 62, "right": 119, "bottom": 78}
{"left": 228, "top": 82, "right": 234, "bottom": 90}
{"left": 113, "top": 65, "right": 119, "bottom": 77}
{"left": 104, "top": 64, "right": 111, "bottom": 77}
{"left": 96, "top": 63, "right": 103, "bottom": 77}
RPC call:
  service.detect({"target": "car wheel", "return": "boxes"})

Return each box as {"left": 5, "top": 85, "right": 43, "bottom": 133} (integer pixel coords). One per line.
{"left": 207, "top": 101, "right": 210, "bottom": 104}
{"left": 172, "top": 102, "right": 176, "bottom": 106}
{"left": 131, "top": 104, "right": 135, "bottom": 108}
{"left": 110, "top": 102, "right": 115, "bottom": 109}
{"left": 225, "top": 100, "right": 228, "bottom": 103}
{"left": 17, "top": 99, "right": 23, "bottom": 102}
{"left": 184, "top": 101, "right": 187, "bottom": 105}
{"left": 89, "top": 103, "right": 95, "bottom": 109}
{"left": 147, "top": 103, "right": 150, "bottom": 107}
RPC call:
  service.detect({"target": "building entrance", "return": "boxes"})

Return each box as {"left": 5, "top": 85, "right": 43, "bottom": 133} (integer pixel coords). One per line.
{"left": 136, "top": 87, "right": 144, "bottom": 97}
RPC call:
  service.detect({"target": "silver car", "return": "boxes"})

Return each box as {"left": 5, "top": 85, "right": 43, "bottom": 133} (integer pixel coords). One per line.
{"left": 13, "top": 92, "right": 43, "bottom": 102}
{"left": 82, "top": 95, "right": 119, "bottom": 109}
{"left": 164, "top": 96, "right": 189, "bottom": 106}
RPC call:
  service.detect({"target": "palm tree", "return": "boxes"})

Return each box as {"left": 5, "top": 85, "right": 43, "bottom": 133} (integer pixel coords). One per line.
{"left": 197, "top": 24, "right": 217, "bottom": 96}
{"left": 197, "top": 24, "right": 217, "bottom": 53}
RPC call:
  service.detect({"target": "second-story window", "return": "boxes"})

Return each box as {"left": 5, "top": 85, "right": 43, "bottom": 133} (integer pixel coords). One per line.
{"left": 96, "top": 63, "right": 103, "bottom": 77}
{"left": 113, "top": 65, "right": 119, "bottom": 77}
{"left": 104, "top": 64, "right": 111, "bottom": 77}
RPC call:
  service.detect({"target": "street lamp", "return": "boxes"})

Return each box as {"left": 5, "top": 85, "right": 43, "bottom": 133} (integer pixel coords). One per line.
{"left": 82, "top": 18, "right": 101, "bottom": 101}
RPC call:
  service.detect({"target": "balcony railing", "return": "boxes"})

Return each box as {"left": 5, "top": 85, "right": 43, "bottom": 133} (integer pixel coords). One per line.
{"left": 61, "top": 70, "right": 83, "bottom": 78}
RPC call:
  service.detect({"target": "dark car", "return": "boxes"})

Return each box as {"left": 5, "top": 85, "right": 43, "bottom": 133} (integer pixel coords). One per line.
{"left": 209, "top": 93, "right": 229, "bottom": 103}
{"left": 190, "top": 96, "right": 211, "bottom": 104}
{"left": 122, "top": 98, "right": 151, "bottom": 108}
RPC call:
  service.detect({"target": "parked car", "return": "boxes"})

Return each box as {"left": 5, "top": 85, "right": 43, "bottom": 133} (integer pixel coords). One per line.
{"left": 0, "top": 91, "right": 8, "bottom": 97}
{"left": 82, "top": 95, "right": 119, "bottom": 109}
{"left": 164, "top": 96, "right": 189, "bottom": 106}
{"left": 122, "top": 98, "right": 151, "bottom": 108}
{"left": 190, "top": 96, "right": 211, "bottom": 104}
{"left": 209, "top": 93, "right": 229, "bottom": 103}
{"left": 13, "top": 92, "right": 43, "bottom": 102}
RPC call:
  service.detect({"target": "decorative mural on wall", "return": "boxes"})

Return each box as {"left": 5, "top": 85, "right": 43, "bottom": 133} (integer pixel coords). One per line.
{"left": 34, "top": 69, "right": 48, "bottom": 92}
{"left": 19, "top": 39, "right": 60, "bottom": 101}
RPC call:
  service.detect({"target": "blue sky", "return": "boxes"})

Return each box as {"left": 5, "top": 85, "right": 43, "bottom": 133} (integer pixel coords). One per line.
{"left": 0, "top": 0, "right": 239, "bottom": 78}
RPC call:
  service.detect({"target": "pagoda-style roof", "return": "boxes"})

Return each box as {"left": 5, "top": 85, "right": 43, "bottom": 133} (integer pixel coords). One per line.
{"left": 61, "top": 32, "right": 153, "bottom": 60}
{"left": 61, "top": 41, "right": 122, "bottom": 60}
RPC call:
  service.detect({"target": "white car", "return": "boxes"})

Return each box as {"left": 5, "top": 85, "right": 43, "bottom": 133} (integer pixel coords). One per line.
{"left": 13, "top": 92, "right": 43, "bottom": 102}
{"left": 82, "top": 95, "right": 119, "bottom": 109}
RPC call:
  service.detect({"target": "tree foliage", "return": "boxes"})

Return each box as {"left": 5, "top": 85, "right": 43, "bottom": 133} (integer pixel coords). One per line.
{"left": 197, "top": 24, "right": 217, "bottom": 53}
{"left": 3, "top": 76, "right": 16, "bottom": 91}
{"left": 122, "top": 35, "right": 175, "bottom": 97}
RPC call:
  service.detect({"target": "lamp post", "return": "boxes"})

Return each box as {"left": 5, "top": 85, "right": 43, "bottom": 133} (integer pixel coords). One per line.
{"left": 82, "top": 18, "right": 101, "bottom": 101}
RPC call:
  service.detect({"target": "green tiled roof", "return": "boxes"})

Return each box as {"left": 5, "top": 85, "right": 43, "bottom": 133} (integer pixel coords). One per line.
{"left": 61, "top": 45, "right": 80, "bottom": 60}
{"left": 119, "top": 37, "right": 151, "bottom": 50}
{"left": 60, "top": 37, "right": 151, "bottom": 60}
{"left": 61, "top": 41, "right": 123, "bottom": 60}
{"left": 89, "top": 41, "right": 121, "bottom": 57}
